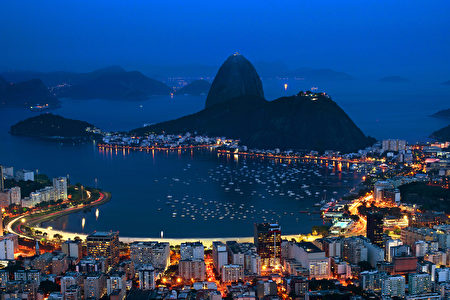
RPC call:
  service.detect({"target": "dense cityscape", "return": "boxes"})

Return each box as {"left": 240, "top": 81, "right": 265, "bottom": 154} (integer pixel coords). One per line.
{"left": 0, "top": 138, "right": 449, "bottom": 299}
{"left": 1, "top": 1, "right": 450, "bottom": 300}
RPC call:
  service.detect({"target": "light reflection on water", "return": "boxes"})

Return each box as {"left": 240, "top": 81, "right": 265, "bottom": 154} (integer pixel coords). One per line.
{"left": 0, "top": 79, "right": 449, "bottom": 237}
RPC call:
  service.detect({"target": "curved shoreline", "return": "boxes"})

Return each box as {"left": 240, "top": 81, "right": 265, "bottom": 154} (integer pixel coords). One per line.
{"left": 30, "top": 191, "right": 111, "bottom": 226}
{"left": 6, "top": 190, "right": 310, "bottom": 246}
{"left": 6, "top": 190, "right": 111, "bottom": 239}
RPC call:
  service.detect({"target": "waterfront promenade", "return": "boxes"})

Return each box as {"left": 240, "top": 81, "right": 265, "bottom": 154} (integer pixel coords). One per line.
{"left": 7, "top": 213, "right": 304, "bottom": 247}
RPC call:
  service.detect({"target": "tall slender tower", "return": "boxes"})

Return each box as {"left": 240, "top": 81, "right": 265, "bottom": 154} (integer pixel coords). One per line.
{"left": 367, "top": 212, "right": 384, "bottom": 247}
{"left": 0, "top": 212, "right": 3, "bottom": 236}
{"left": 0, "top": 165, "right": 4, "bottom": 192}
{"left": 254, "top": 223, "right": 281, "bottom": 266}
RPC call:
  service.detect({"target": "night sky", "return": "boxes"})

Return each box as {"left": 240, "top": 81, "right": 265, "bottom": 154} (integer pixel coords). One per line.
{"left": 1, "top": 1, "right": 449, "bottom": 79}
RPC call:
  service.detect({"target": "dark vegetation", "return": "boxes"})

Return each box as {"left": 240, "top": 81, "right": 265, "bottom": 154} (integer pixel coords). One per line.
{"left": 431, "top": 124, "right": 450, "bottom": 142}
{"left": 399, "top": 182, "right": 450, "bottom": 213}
{"left": 431, "top": 108, "right": 450, "bottom": 120}
{"left": 5, "top": 174, "right": 51, "bottom": 197}
{"left": 134, "top": 93, "right": 375, "bottom": 153}
{"left": 133, "top": 54, "right": 374, "bottom": 153}
{"left": 10, "top": 113, "right": 97, "bottom": 139}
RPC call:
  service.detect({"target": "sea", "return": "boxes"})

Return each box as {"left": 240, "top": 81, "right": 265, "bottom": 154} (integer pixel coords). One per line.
{"left": 0, "top": 78, "right": 448, "bottom": 238}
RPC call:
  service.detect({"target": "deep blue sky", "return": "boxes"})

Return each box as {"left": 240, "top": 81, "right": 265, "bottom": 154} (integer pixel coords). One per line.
{"left": 1, "top": 1, "right": 449, "bottom": 79}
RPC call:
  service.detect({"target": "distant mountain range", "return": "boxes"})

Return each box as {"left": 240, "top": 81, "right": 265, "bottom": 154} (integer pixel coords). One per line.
{"left": 55, "top": 66, "right": 171, "bottom": 100}
{"left": 133, "top": 54, "right": 374, "bottom": 153}
{"left": 2, "top": 66, "right": 171, "bottom": 100}
{"left": 379, "top": 76, "right": 410, "bottom": 83}
{"left": 10, "top": 113, "right": 97, "bottom": 139}
{"left": 0, "top": 77, "right": 59, "bottom": 108}
{"left": 281, "top": 68, "right": 353, "bottom": 81}
{"left": 175, "top": 80, "right": 210, "bottom": 96}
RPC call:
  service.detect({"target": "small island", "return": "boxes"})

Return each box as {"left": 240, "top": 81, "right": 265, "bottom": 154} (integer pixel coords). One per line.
{"left": 10, "top": 113, "right": 100, "bottom": 141}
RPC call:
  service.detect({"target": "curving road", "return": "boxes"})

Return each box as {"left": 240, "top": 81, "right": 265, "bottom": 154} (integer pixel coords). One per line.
{"left": 6, "top": 191, "right": 109, "bottom": 241}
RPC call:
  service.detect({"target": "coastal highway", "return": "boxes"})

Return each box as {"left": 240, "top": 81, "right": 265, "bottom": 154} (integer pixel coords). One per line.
{"left": 6, "top": 189, "right": 324, "bottom": 246}
{"left": 6, "top": 191, "right": 109, "bottom": 241}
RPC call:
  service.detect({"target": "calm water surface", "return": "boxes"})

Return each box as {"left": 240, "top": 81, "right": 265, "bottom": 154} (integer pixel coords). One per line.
{"left": 0, "top": 79, "right": 448, "bottom": 237}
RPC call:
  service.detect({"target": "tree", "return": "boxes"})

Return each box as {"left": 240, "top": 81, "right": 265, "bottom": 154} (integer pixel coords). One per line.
{"left": 312, "top": 225, "right": 330, "bottom": 236}
{"left": 39, "top": 280, "right": 60, "bottom": 294}
{"left": 358, "top": 261, "right": 374, "bottom": 272}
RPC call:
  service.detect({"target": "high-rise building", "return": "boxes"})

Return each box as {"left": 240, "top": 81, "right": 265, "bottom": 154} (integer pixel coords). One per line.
{"left": 53, "top": 177, "right": 68, "bottom": 200}
{"left": 221, "top": 264, "right": 244, "bottom": 283}
{"left": 86, "top": 231, "right": 120, "bottom": 267}
{"left": 360, "top": 270, "right": 386, "bottom": 292}
{"left": 106, "top": 271, "right": 126, "bottom": 296}
{"left": 130, "top": 241, "right": 170, "bottom": 270}
{"left": 286, "top": 276, "right": 309, "bottom": 298}
{"left": 382, "top": 139, "right": 407, "bottom": 152}
{"left": 64, "top": 285, "right": 81, "bottom": 300}
{"left": 343, "top": 237, "right": 368, "bottom": 265}
{"left": 415, "top": 241, "right": 429, "bottom": 257}
{"left": 256, "top": 280, "right": 278, "bottom": 299}
{"left": 0, "top": 269, "right": 7, "bottom": 288}
{"left": 0, "top": 235, "right": 16, "bottom": 260}
{"left": 180, "top": 242, "right": 204, "bottom": 260}
{"left": 212, "top": 241, "right": 228, "bottom": 272}
{"left": 408, "top": 273, "right": 432, "bottom": 295}
{"left": 8, "top": 187, "right": 21, "bottom": 205}
{"left": 0, "top": 212, "right": 3, "bottom": 236}
{"left": 386, "top": 239, "right": 403, "bottom": 262}
{"left": 254, "top": 223, "right": 281, "bottom": 266}
{"left": 61, "top": 273, "right": 82, "bottom": 295}
{"left": 15, "top": 169, "right": 34, "bottom": 182}
{"left": 285, "top": 241, "right": 330, "bottom": 279}
{"left": 84, "top": 273, "right": 106, "bottom": 299}
{"left": 367, "top": 212, "right": 384, "bottom": 247}
{"left": 61, "top": 239, "right": 82, "bottom": 260}
{"left": 381, "top": 275, "right": 406, "bottom": 298}
{"left": 391, "top": 244, "right": 411, "bottom": 262}
{"left": 178, "top": 259, "right": 206, "bottom": 281}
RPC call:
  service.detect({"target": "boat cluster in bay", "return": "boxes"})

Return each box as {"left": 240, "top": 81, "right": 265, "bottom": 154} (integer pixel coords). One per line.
{"left": 153, "top": 157, "right": 361, "bottom": 224}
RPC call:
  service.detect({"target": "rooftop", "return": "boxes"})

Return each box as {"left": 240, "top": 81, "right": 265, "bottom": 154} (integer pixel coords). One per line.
{"left": 87, "top": 231, "right": 118, "bottom": 238}
{"left": 297, "top": 242, "right": 323, "bottom": 253}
